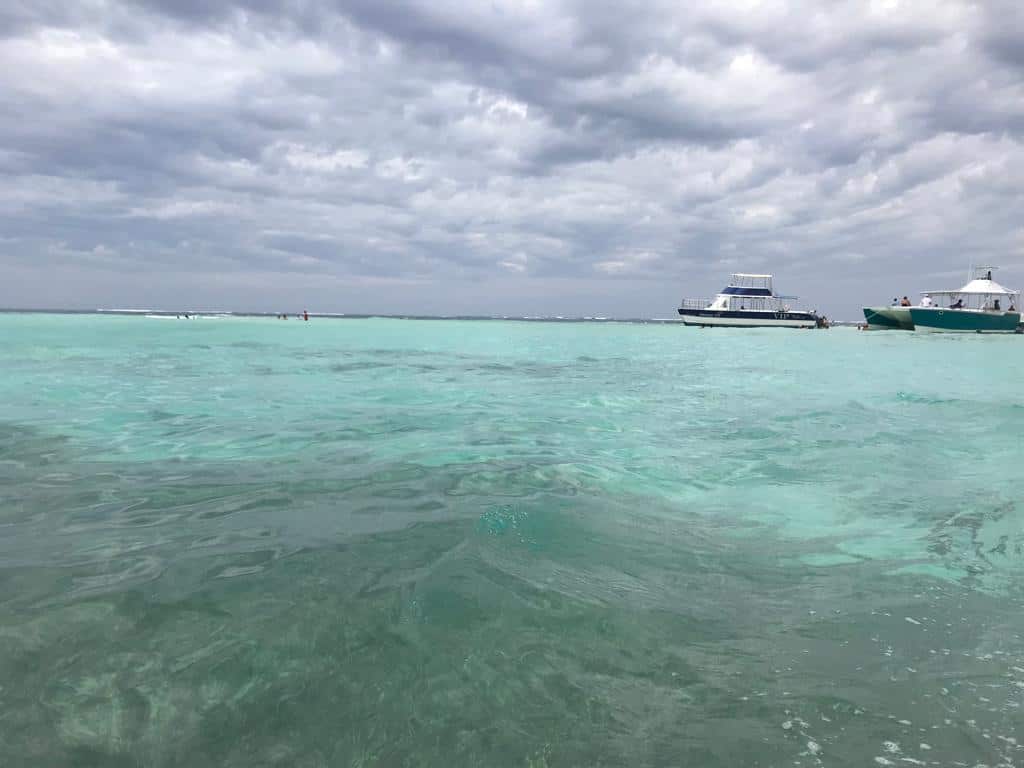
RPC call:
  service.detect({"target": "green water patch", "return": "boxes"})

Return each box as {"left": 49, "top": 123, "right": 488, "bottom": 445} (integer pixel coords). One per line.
{"left": 328, "top": 361, "right": 395, "bottom": 373}
{"left": 895, "top": 391, "right": 963, "bottom": 406}
{"left": 3, "top": 524, "right": 1023, "bottom": 767}
{"left": 790, "top": 551, "right": 867, "bottom": 567}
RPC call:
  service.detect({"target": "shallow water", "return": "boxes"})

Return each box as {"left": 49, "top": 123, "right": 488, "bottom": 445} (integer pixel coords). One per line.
{"left": 1, "top": 314, "right": 1022, "bottom": 767}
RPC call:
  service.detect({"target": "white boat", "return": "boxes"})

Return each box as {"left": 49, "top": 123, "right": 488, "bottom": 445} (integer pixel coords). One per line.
{"left": 678, "top": 273, "right": 823, "bottom": 328}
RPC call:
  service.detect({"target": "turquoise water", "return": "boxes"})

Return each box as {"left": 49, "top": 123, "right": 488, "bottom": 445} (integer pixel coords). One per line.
{"left": 1, "top": 313, "right": 1023, "bottom": 767}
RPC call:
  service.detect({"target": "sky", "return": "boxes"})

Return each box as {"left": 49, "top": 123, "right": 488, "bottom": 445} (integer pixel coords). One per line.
{"left": 1, "top": 0, "right": 1022, "bottom": 319}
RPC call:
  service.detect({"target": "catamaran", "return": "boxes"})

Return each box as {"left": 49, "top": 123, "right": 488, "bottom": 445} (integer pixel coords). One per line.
{"left": 678, "top": 273, "right": 823, "bottom": 328}
{"left": 909, "top": 267, "right": 1022, "bottom": 333}
{"left": 861, "top": 305, "right": 915, "bottom": 331}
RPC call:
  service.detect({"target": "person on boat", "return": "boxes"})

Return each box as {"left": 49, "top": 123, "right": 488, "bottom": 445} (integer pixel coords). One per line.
{"left": 891, "top": 297, "right": 899, "bottom": 306}
{"left": 994, "top": 299, "right": 1001, "bottom": 311}
{"left": 986, "top": 270, "right": 992, "bottom": 280}
{"left": 920, "top": 295, "right": 934, "bottom": 307}
{"left": 951, "top": 299, "right": 964, "bottom": 309}
{"left": 900, "top": 296, "right": 911, "bottom": 306}
{"left": 1009, "top": 302, "right": 1016, "bottom": 311}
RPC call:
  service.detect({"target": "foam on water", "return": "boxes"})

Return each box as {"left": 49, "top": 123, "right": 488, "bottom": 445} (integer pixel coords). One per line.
{"left": 1, "top": 314, "right": 1023, "bottom": 766}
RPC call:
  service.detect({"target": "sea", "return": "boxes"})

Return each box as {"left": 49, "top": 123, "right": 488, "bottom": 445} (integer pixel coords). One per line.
{"left": 1, "top": 312, "right": 1022, "bottom": 767}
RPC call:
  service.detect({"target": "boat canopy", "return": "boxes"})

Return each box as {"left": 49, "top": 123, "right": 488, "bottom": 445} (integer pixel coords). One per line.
{"left": 921, "top": 266, "right": 1019, "bottom": 297}
{"left": 921, "top": 279, "right": 1018, "bottom": 296}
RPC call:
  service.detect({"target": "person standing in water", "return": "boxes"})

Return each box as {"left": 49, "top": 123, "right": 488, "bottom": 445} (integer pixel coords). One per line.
{"left": 303, "top": 310, "right": 309, "bottom": 322}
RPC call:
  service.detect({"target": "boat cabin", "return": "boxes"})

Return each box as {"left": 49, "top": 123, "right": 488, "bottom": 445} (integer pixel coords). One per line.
{"left": 921, "top": 267, "right": 1019, "bottom": 313}
{"left": 703, "top": 273, "right": 796, "bottom": 312}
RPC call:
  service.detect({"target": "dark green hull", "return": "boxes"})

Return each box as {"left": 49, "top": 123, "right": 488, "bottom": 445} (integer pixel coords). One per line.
{"left": 862, "top": 307, "right": 914, "bottom": 330}
{"left": 909, "top": 308, "right": 1022, "bottom": 333}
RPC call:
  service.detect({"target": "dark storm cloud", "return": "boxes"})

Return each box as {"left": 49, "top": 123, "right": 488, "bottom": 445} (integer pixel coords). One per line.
{"left": 0, "top": 0, "right": 1022, "bottom": 316}
{"left": 975, "top": 0, "right": 1024, "bottom": 70}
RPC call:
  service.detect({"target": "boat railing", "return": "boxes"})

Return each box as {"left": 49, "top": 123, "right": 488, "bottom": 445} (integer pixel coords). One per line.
{"left": 679, "top": 298, "right": 710, "bottom": 310}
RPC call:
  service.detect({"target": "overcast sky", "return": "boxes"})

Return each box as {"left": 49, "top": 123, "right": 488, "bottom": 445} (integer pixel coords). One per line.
{"left": 1, "top": 0, "right": 1022, "bottom": 318}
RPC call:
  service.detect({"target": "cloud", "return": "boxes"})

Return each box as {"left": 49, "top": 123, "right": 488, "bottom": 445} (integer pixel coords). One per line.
{"left": 0, "top": 0, "right": 1022, "bottom": 317}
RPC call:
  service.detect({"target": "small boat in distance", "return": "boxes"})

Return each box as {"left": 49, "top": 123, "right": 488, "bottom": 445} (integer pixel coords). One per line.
{"left": 909, "top": 267, "right": 1022, "bottom": 333}
{"left": 678, "top": 273, "right": 823, "bottom": 328}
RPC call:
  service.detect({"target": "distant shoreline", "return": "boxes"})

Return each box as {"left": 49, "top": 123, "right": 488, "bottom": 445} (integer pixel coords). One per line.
{"left": 0, "top": 308, "right": 862, "bottom": 325}
{"left": 0, "top": 308, "right": 684, "bottom": 324}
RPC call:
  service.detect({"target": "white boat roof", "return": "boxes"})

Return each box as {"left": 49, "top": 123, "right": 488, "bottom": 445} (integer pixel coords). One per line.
{"left": 732, "top": 273, "right": 772, "bottom": 279}
{"left": 922, "top": 277, "right": 1018, "bottom": 296}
